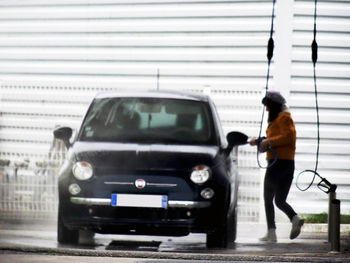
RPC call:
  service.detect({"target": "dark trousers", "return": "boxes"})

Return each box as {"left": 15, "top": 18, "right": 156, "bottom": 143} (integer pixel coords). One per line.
{"left": 264, "top": 159, "right": 297, "bottom": 229}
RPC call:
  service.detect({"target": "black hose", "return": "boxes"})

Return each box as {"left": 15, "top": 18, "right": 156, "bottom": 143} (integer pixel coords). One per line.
{"left": 296, "top": 0, "right": 322, "bottom": 192}
{"left": 256, "top": 0, "right": 277, "bottom": 169}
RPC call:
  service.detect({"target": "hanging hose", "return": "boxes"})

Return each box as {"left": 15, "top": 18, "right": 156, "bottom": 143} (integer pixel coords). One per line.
{"left": 295, "top": 0, "right": 335, "bottom": 194}
{"left": 256, "top": 0, "right": 278, "bottom": 169}
{"left": 295, "top": 0, "right": 319, "bottom": 191}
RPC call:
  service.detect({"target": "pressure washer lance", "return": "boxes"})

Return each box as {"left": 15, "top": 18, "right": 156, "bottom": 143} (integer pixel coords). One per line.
{"left": 255, "top": 136, "right": 266, "bottom": 148}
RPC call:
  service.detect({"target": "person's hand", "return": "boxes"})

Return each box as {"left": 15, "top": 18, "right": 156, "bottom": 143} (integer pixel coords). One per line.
{"left": 249, "top": 138, "right": 257, "bottom": 146}
{"left": 259, "top": 139, "right": 270, "bottom": 153}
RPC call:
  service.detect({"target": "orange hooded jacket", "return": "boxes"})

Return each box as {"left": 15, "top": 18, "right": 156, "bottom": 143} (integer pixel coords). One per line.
{"left": 266, "top": 111, "right": 296, "bottom": 160}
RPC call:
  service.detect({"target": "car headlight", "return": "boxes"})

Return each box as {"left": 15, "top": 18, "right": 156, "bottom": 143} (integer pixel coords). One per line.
{"left": 72, "top": 161, "right": 93, "bottom": 181}
{"left": 190, "top": 165, "right": 210, "bottom": 184}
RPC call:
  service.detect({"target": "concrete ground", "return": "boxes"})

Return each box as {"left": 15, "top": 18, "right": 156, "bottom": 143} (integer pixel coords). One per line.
{"left": 0, "top": 221, "right": 349, "bottom": 262}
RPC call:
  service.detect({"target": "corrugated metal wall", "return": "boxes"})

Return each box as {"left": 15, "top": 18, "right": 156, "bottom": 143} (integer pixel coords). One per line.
{"left": 289, "top": 0, "right": 350, "bottom": 215}
{"left": 0, "top": 0, "right": 349, "bottom": 221}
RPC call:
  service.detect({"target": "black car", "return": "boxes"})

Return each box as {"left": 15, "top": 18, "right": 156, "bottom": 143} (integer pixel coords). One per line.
{"left": 54, "top": 90, "right": 247, "bottom": 248}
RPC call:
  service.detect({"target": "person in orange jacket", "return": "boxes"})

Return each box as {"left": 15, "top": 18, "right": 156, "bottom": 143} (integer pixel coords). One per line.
{"left": 249, "top": 90, "right": 304, "bottom": 243}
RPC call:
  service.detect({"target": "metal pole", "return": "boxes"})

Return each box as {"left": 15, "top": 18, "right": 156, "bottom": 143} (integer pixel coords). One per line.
{"left": 328, "top": 191, "right": 336, "bottom": 242}
{"left": 330, "top": 199, "right": 341, "bottom": 252}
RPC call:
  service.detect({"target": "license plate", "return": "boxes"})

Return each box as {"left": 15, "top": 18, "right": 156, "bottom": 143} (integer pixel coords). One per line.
{"left": 111, "top": 194, "right": 168, "bottom": 208}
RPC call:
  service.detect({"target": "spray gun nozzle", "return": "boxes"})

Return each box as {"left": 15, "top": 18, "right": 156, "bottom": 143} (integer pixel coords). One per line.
{"left": 317, "top": 178, "right": 337, "bottom": 194}
{"left": 256, "top": 136, "right": 266, "bottom": 146}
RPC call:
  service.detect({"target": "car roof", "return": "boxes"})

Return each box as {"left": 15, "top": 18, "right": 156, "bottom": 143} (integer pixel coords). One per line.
{"left": 94, "top": 89, "right": 210, "bottom": 102}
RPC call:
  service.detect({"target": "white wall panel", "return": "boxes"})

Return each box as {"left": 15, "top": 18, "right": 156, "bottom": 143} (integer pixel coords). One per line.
{"left": 0, "top": 61, "right": 268, "bottom": 77}
{"left": 0, "top": 4, "right": 272, "bottom": 19}
{"left": 0, "top": 48, "right": 267, "bottom": 61}
{"left": 0, "top": 35, "right": 268, "bottom": 47}
{"left": 0, "top": 0, "right": 272, "bottom": 5}
{"left": 0, "top": 19, "right": 271, "bottom": 33}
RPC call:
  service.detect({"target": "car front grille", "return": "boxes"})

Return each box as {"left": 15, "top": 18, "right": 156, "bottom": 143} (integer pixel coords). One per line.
{"left": 91, "top": 206, "right": 200, "bottom": 221}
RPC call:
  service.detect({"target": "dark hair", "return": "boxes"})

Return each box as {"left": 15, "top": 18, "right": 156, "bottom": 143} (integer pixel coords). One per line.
{"left": 265, "top": 98, "right": 283, "bottom": 123}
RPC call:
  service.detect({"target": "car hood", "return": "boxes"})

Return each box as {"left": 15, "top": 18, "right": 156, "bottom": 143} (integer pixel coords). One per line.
{"left": 71, "top": 142, "right": 220, "bottom": 171}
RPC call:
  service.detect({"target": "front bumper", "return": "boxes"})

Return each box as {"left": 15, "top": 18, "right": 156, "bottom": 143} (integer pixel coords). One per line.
{"left": 70, "top": 197, "right": 211, "bottom": 208}
{"left": 61, "top": 196, "right": 217, "bottom": 236}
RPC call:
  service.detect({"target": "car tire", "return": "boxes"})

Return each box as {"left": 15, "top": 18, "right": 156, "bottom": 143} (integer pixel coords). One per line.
{"left": 206, "top": 206, "right": 237, "bottom": 248}
{"left": 227, "top": 206, "right": 237, "bottom": 243}
{"left": 79, "top": 230, "right": 95, "bottom": 245}
{"left": 206, "top": 226, "right": 228, "bottom": 248}
{"left": 57, "top": 206, "right": 79, "bottom": 244}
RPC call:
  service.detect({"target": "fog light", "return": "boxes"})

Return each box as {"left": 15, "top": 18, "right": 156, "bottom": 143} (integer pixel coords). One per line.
{"left": 69, "top": 183, "right": 81, "bottom": 195}
{"left": 200, "top": 188, "right": 215, "bottom": 199}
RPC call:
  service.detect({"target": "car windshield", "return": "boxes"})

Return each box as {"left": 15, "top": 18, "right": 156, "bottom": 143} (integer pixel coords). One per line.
{"left": 78, "top": 97, "right": 216, "bottom": 145}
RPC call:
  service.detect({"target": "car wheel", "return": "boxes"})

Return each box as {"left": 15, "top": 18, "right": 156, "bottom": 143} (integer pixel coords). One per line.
{"left": 57, "top": 207, "right": 79, "bottom": 244}
{"left": 206, "top": 206, "right": 237, "bottom": 248}
{"left": 206, "top": 226, "right": 228, "bottom": 248}
{"left": 79, "top": 230, "right": 95, "bottom": 245}
{"left": 227, "top": 206, "right": 237, "bottom": 243}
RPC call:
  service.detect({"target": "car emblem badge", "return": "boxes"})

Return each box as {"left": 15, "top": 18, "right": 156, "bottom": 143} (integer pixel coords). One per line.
{"left": 135, "top": 179, "right": 146, "bottom": 189}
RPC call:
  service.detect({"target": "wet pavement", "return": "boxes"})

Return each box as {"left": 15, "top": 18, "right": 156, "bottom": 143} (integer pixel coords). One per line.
{"left": 0, "top": 221, "right": 350, "bottom": 262}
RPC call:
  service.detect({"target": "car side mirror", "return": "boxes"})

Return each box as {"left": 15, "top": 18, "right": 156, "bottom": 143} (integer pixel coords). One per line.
{"left": 53, "top": 126, "right": 73, "bottom": 149}
{"left": 224, "top": 131, "right": 248, "bottom": 155}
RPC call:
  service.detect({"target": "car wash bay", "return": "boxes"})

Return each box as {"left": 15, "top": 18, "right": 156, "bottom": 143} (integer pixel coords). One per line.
{"left": 0, "top": 0, "right": 350, "bottom": 225}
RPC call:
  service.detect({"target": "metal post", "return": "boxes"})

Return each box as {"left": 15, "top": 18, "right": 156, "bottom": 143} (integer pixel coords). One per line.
{"left": 328, "top": 191, "right": 336, "bottom": 242}
{"left": 330, "top": 199, "right": 341, "bottom": 252}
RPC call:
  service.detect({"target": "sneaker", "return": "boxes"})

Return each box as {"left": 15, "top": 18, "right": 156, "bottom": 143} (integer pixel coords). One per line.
{"left": 259, "top": 228, "right": 277, "bottom": 243}
{"left": 290, "top": 215, "right": 304, "bottom": 239}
